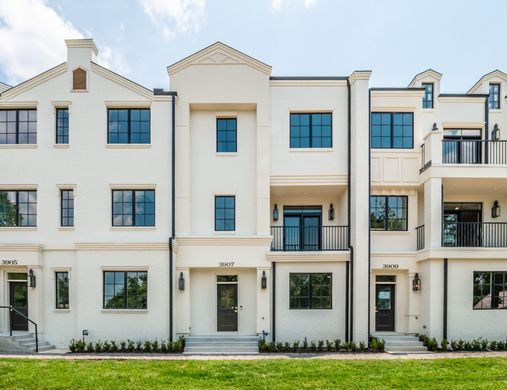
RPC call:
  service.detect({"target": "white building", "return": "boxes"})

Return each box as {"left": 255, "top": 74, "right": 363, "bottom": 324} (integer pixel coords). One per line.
{"left": 0, "top": 39, "right": 506, "bottom": 351}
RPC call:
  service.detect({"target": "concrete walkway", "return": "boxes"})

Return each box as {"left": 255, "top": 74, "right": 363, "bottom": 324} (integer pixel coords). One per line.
{"left": 0, "top": 350, "right": 507, "bottom": 360}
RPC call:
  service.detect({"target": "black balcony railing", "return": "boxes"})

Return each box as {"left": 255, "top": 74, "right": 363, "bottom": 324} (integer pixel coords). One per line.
{"left": 442, "top": 222, "right": 507, "bottom": 247}
{"left": 416, "top": 225, "right": 425, "bottom": 250}
{"left": 442, "top": 140, "right": 507, "bottom": 165}
{"left": 270, "top": 225, "right": 348, "bottom": 251}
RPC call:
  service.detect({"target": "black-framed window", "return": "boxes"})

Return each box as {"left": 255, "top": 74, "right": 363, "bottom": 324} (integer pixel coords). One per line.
{"left": 0, "top": 190, "right": 37, "bottom": 227}
{"left": 474, "top": 271, "right": 507, "bottom": 310}
{"left": 215, "top": 195, "right": 235, "bottom": 231}
{"left": 56, "top": 108, "right": 69, "bottom": 144}
{"left": 0, "top": 109, "right": 37, "bottom": 144}
{"left": 60, "top": 189, "right": 74, "bottom": 227}
{"left": 216, "top": 118, "right": 237, "bottom": 152}
{"left": 107, "top": 108, "right": 150, "bottom": 144}
{"left": 422, "top": 83, "right": 434, "bottom": 109}
{"left": 370, "top": 195, "right": 408, "bottom": 231}
{"left": 371, "top": 112, "right": 413, "bottom": 149}
{"left": 112, "top": 190, "right": 155, "bottom": 227}
{"left": 103, "top": 271, "right": 147, "bottom": 309}
{"left": 55, "top": 272, "right": 69, "bottom": 309}
{"left": 290, "top": 113, "right": 332, "bottom": 148}
{"left": 290, "top": 273, "right": 332, "bottom": 309}
{"left": 488, "top": 83, "right": 500, "bottom": 109}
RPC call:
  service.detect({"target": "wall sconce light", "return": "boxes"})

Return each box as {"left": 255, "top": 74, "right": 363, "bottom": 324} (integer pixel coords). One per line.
{"left": 261, "top": 271, "right": 267, "bottom": 289}
{"left": 492, "top": 124, "right": 500, "bottom": 141}
{"left": 492, "top": 200, "right": 501, "bottom": 218}
{"left": 27, "top": 269, "right": 36, "bottom": 288}
{"left": 432, "top": 123, "right": 438, "bottom": 131}
{"left": 178, "top": 272, "right": 185, "bottom": 291}
{"left": 82, "top": 329, "right": 89, "bottom": 343}
{"left": 412, "top": 273, "right": 421, "bottom": 291}
{"left": 328, "top": 204, "right": 335, "bottom": 221}
{"left": 272, "top": 204, "right": 279, "bottom": 222}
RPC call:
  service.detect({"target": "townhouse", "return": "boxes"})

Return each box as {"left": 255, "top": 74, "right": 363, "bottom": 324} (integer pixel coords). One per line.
{"left": 0, "top": 39, "right": 506, "bottom": 351}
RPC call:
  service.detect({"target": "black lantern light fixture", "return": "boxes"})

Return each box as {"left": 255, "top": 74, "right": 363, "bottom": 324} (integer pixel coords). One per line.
{"left": 412, "top": 273, "right": 421, "bottom": 291}
{"left": 261, "top": 271, "right": 267, "bottom": 289}
{"left": 492, "top": 200, "right": 501, "bottom": 218}
{"left": 432, "top": 123, "right": 438, "bottom": 131}
{"left": 82, "top": 329, "right": 89, "bottom": 343}
{"left": 492, "top": 124, "right": 501, "bottom": 141}
{"left": 272, "top": 204, "right": 279, "bottom": 222}
{"left": 178, "top": 272, "right": 185, "bottom": 291}
{"left": 27, "top": 269, "right": 36, "bottom": 288}
{"left": 328, "top": 204, "right": 335, "bottom": 221}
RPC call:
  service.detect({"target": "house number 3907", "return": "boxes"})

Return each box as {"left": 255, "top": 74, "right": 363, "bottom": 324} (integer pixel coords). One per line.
{"left": 219, "top": 262, "right": 235, "bottom": 267}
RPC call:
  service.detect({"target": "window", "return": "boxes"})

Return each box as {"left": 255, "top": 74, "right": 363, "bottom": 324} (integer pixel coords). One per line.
{"left": 0, "top": 190, "right": 37, "bottom": 227}
{"left": 216, "top": 118, "right": 237, "bottom": 152}
{"left": 371, "top": 112, "right": 413, "bottom": 149}
{"left": 55, "top": 272, "right": 69, "bottom": 309}
{"left": 56, "top": 108, "right": 69, "bottom": 144}
{"left": 215, "top": 196, "right": 235, "bottom": 231}
{"left": 0, "top": 109, "right": 37, "bottom": 144}
{"left": 72, "top": 68, "right": 87, "bottom": 90}
{"left": 473, "top": 272, "right": 507, "bottom": 310}
{"left": 108, "top": 109, "right": 150, "bottom": 144}
{"left": 112, "top": 190, "right": 155, "bottom": 227}
{"left": 103, "top": 271, "right": 147, "bottom": 309}
{"left": 370, "top": 195, "right": 408, "bottom": 231}
{"left": 489, "top": 83, "right": 500, "bottom": 109}
{"left": 290, "top": 273, "right": 332, "bottom": 309}
{"left": 422, "top": 83, "right": 434, "bottom": 109}
{"left": 290, "top": 113, "right": 332, "bottom": 148}
{"left": 60, "top": 190, "right": 74, "bottom": 227}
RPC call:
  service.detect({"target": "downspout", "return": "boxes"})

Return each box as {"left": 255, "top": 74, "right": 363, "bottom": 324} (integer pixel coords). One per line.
{"left": 367, "top": 88, "right": 372, "bottom": 340}
{"left": 484, "top": 97, "right": 489, "bottom": 164}
{"left": 272, "top": 262, "right": 276, "bottom": 342}
{"left": 443, "top": 258, "right": 448, "bottom": 340}
{"left": 169, "top": 94, "right": 176, "bottom": 342}
{"left": 346, "top": 79, "right": 353, "bottom": 342}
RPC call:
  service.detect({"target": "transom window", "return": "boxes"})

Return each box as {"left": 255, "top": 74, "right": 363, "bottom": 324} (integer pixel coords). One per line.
{"left": 112, "top": 190, "right": 155, "bottom": 227}
{"left": 371, "top": 112, "right": 413, "bottom": 149}
{"left": 473, "top": 272, "right": 507, "bottom": 310}
{"left": 0, "top": 109, "right": 37, "bottom": 144}
{"left": 370, "top": 195, "right": 408, "bottom": 231}
{"left": 107, "top": 109, "right": 150, "bottom": 144}
{"left": 55, "top": 272, "right": 69, "bottom": 309}
{"left": 488, "top": 83, "right": 500, "bottom": 109}
{"left": 215, "top": 196, "right": 235, "bottom": 231}
{"left": 56, "top": 108, "right": 69, "bottom": 144}
{"left": 60, "top": 189, "right": 74, "bottom": 227}
{"left": 290, "top": 113, "right": 332, "bottom": 148}
{"left": 216, "top": 118, "right": 237, "bottom": 152}
{"left": 290, "top": 273, "right": 332, "bottom": 309}
{"left": 103, "top": 271, "right": 147, "bottom": 309}
{"left": 0, "top": 190, "right": 37, "bottom": 227}
{"left": 422, "top": 83, "right": 434, "bottom": 109}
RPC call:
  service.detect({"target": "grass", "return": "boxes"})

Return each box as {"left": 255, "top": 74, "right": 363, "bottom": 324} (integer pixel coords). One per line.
{"left": 0, "top": 357, "right": 507, "bottom": 389}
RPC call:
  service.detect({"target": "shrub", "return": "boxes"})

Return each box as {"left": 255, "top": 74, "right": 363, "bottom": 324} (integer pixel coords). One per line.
{"left": 69, "top": 339, "right": 77, "bottom": 353}
{"left": 326, "top": 340, "right": 333, "bottom": 352}
{"left": 110, "top": 341, "right": 118, "bottom": 352}
{"left": 359, "top": 341, "right": 367, "bottom": 352}
{"left": 120, "top": 340, "right": 127, "bottom": 353}
{"left": 350, "top": 342, "right": 358, "bottom": 352}
{"left": 127, "top": 340, "right": 135, "bottom": 352}
{"left": 317, "top": 340, "right": 324, "bottom": 352}
{"left": 86, "top": 342, "right": 94, "bottom": 353}
{"left": 94, "top": 341, "right": 102, "bottom": 353}
{"left": 135, "top": 340, "right": 142, "bottom": 352}
{"left": 490, "top": 341, "right": 498, "bottom": 351}
{"left": 334, "top": 339, "right": 341, "bottom": 351}
{"left": 283, "top": 342, "right": 290, "bottom": 352}
{"left": 426, "top": 338, "right": 438, "bottom": 352}
{"left": 310, "top": 341, "right": 317, "bottom": 352}
{"left": 292, "top": 340, "right": 300, "bottom": 353}
{"left": 144, "top": 340, "right": 152, "bottom": 352}
{"left": 102, "top": 341, "right": 111, "bottom": 353}
{"left": 441, "top": 339, "right": 448, "bottom": 352}
{"left": 152, "top": 340, "right": 159, "bottom": 353}
{"left": 302, "top": 338, "right": 308, "bottom": 351}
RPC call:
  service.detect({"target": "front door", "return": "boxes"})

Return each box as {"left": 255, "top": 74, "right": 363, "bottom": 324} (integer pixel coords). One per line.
{"left": 283, "top": 207, "right": 322, "bottom": 251}
{"left": 217, "top": 282, "right": 238, "bottom": 331}
{"left": 9, "top": 282, "right": 28, "bottom": 331}
{"left": 375, "top": 284, "right": 395, "bottom": 332}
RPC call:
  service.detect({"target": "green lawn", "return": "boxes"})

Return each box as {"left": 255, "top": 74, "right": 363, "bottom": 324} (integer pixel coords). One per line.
{"left": 0, "top": 357, "right": 506, "bottom": 389}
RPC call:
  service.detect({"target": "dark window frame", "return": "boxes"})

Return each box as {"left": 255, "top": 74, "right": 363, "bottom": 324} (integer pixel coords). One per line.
{"left": 107, "top": 108, "right": 151, "bottom": 144}
{"left": 103, "top": 271, "right": 148, "bottom": 310}
{"left": 473, "top": 271, "right": 507, "bottom": 310}
{"left": 55, "top": 271, "right": 69, "bottom": 309}
{"left": 0, "top": 190, "right": 37, "bottom": 227}
{"left": 422, "top": 82, "right": 434, "bottom": 109}
{"left": 370, "top": 195, "right": 408, "bottom": 231}
{"left": 488, "top": 83, "right": 501, "bottom": 110}
{"left": 111, "top": 189, "right": 155, "bottom": 227}
{"left": 0, "top": 109, "right": 37, "bottom": 144}
{"left": 216, "top": 118, "right": 237, "bottom": 153}
{"left": 289, "top": 272, "right": 332, "bottom": 310}
{"left": 371, "top": 112, "right": 414, "bottom": 149}
{"left": 56, "top": 108, "right": 69, "bottom": 144}
{"left": 214, "top": 195, "right": 235, "bottom": 232}
{"left": 60, "top": 189, "right": 74, "bottom": 227}
{"left": 290, "top": 112, "right": 333, "bottom": 148}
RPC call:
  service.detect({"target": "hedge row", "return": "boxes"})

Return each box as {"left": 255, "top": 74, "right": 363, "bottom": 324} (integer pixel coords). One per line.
{"left": 69, "top": 338, "right": 185, "bottom": 353}
{"left": 259, "top": 337, "right": 385, "bottom": 353}
{"left": 418, "top": 335, "right": 507, "bottom": 352}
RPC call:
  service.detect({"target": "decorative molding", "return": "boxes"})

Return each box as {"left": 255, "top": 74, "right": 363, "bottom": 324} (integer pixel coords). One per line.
{"left": 109, "top": 184, "right": 157, "bottom": 189}
{"left": 348, "top": 70, "right": 372, "bottom": 84}
{"left": 0, "top": 184, "right": 38, "bottom": 190}
{"left": 266, "top": 251, "right": 350, "bottom": 262}
{"left": 270, "top": 175, "right": 347, "bottom": 186}
{"left": 75, "top": 242, "right": 168, "bottom": 251}
{"left": 442, "top": 122, "right": 484, "bottom": 129}
{"left": 438, "top": 96, "right": 486, "bottom": 104}
{"left": 371, "top": 90, "right": 424, "bottom": 98}
{"left": 175, "top": 236, "right": 272, "bottom": 246}
{"left": 371, "top": 188, "right": 417, "bottom": 196}
{"left": 371, "top": 106, "right": 416, "bottom": 112}
{"left": 0, "top": 244, "right": 43, "bottom": 252}
{"left": 0, "top": 101, "right": 38, "bottom": 108}
{"left": 270, "top": 79, "right": 347, "bottom": 87}
{"left": 104, "top": 101, "right": 152, "bottom": 108}
{"left": 0, "top": 144, "right": 38, "bottom": 149}
{"left": 105, "top": 144, "right": 152, "bottom": 149}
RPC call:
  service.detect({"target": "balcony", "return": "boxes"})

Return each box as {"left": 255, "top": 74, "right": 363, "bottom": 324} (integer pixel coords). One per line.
{"left": 442, "top": 221, "right": 507, "bottom": 248}
{"left": 442, "top": 140, "right": 507, "bottom": 165}
{"left": 270, "top": 225, "right": 348, "bottom": 251}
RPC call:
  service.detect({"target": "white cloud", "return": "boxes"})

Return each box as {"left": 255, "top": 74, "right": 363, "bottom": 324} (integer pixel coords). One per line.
{"left": 0, "top": 0, "right": 129, "bottom": 84}
{"left": 272, "top": 0, "right": 317, "bottom": 11}
{"left": 139, "top": 0, "right": 207, "bottom": 39}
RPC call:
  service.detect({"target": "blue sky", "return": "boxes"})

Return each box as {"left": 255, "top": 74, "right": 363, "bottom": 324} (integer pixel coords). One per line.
{"left": 0, "top": 0, "right": 506, "bottom": 92}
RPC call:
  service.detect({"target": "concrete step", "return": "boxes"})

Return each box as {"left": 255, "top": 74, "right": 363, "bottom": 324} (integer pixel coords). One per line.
{"left": 19, "top": 341, "right": 51, "bottom": 348}
{"left": 385, "top": 345, "right": 428, "bottom": 352}
{"left": 12, "top": 334, "right": 34, "bottom": 342}
{"left": 186, "top": 341, "right": 257, "bottom": 346}
{"left": 186, "top": 336, "right": 258, "bottom": 342}
{"left": 26, "top": 344, "right": 55, "bottom": 352}
{"left": 384, "top": 340, "right": 425, "bottom": 347}
{"left": 184, "top": 335, "right": 259, "bottom": 354}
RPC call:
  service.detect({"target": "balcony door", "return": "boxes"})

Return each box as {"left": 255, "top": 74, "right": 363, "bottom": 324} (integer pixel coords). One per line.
{"left": 443, "top": 202, "right": 482, "bottom": 247}
{"left": 443, "top": 129, "right": 481, "bottom": 164}
{"left": 283, "top": 207, "right": 321, "bottom": 251}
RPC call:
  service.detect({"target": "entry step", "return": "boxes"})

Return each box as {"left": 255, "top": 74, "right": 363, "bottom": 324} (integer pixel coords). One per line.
{"left": 184, "top": 335, "right": 259, "bottom": 355}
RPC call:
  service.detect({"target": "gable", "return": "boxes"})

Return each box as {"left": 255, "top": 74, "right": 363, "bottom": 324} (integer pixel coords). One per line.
{"left": 468, "top": 69, "right": 507, "bottom": 94}
{"left": 408, "top": 69, "right": 442, "bottom": 87}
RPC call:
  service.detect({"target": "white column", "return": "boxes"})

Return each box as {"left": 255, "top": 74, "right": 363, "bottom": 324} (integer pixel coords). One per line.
{"left": 424, "top": 177, "right": 442, "bottom": 250}
{"left": 176, "top": 103, "right": 191, "bottom": 235}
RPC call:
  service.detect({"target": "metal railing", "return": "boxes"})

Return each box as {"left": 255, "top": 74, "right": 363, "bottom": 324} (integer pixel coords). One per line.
{"left": 442, "top": 140, "right": 507, "bottom": 165}
{"left": 416, "top": 225, "right": 425, "bottom": 250}
{"left": 270, "top": 225, "right": 348, "bottom": 251}
{"left": 0, "top": 305, "right": 38, "bottom": 352}
{"left": 442, "top": 222, "right": 507, "bottom": 248}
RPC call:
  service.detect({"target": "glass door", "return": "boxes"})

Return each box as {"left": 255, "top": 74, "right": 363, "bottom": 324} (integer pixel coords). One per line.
{"left": 283, "top": 207, "right": 322, "bottom": 251}
{"left": 443, "top": 129, "right": 482, "bottom": 164}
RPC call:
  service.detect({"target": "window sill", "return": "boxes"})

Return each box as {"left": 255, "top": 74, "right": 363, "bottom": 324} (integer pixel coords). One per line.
{"left": 54, "top": 309, "right": 70, "bottom": 313}
{"left": 214, "top": 231, "right": 236, "bottom": 235}
{"left": 58, "top": 227, "right": 75, "bottom": 231}
{"left": 53, "top": 144, "right": 70, "bottom": 148}
{"left": 0, "top": 227, "right": 37, "bottom": 231}
{"left": 101, "top": 309, "right": 148, "bottom": 314}
{"left": 105, "top": 144, "right": 152, "bottom": 149}
{"left": 110, "top": 226, "right": 156, "bottom": 231}
{"left": 216, "top": 152, "right": 238, "bottom": 157}
{"left": 289, "top": 148, "right": 334, "bottom": 152}
{"left": 0, "top": 144, "right": 37, "bottom": 149}
{"left": 489, "top": 109, "right": 503, "bottom": 114}
{"left": 422, "top": 109, "right": 435, "bottom": 113}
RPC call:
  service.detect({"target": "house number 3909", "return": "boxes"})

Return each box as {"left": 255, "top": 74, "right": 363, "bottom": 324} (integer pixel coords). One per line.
{"left": 382, "top": 264, "right": 399, "bottom": 269}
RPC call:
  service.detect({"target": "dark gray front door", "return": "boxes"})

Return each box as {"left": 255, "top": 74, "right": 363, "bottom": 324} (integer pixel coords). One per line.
{"left": 375, "top": 284, "right": 395, "bottom": 332}
{"left": 217, "top": 283, "right": 238, "bottom": 331}
{"left": 10, "top": 282, "right": 28, "bottom": 331}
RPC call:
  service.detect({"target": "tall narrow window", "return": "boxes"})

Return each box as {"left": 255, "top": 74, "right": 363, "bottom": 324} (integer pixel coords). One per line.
{"left": 103, "top": 271, "right": 148, "bottom": 309}
{"left": 216, "top": 118, "right": 237, "bottom": 152}
{"left": 290, "top": 113, "right": 332, "bottom": 148}
{"left": 108, "top": 109, "right": 150, "bottom": 144}
{"left": 56, "top": 108, "right": 69, "bottom": 144}
{"left": 55, "top": 272, "right": 69, "bottom": 309}
{"left": 60, "top": 189, "right": 74, "bottom": 227}
{"left": 290, "top": 273, "right": 332, "bottom": 309}
{"left": 371, "top": 112, "right": 413, "bottom": 149}
{"left": 489, "top": 83, "right": 500, "bottom": 109}
{"left": 0, "top": 109, "right": 37, "bottom": 144}
{"left": 112, "top": 190, "right": 155, "bottom": 227}
{"left": 0, "top": 190, "right": 37, "bottom": 227}
{"left": 370, "top": 195, "right": 408, "bottom": 231}
{"left": 215, "top": 196, "right": 235, "bottom": 231}
{"left": 422, "top": 82, "right": 434, "bottom": 109}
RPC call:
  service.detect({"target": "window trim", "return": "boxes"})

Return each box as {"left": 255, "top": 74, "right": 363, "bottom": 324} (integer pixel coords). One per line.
{"left": 55, "top": 108, "right": 69, "bottom": 144}
{"left": 473, "top": 271, "right": 507, "bottom": 310}
{"left": 0, "top": 109, "right": 37, "bottom": 145}
{"left": 289, "top": 272, "right": 333, "bottom": 310}
{"left": 216, "top": 117, "right": 238, "bottom": 153}
{"left": 0, "top": 190, "right": 37, "bottom": 227}
{"left": 102, "top": 270, "right": 148, "bottom": 310}
{"left": 488, "top": 83, "right": 501, "bottom": 110}
{"left": 107, "top": 108, "right": 151, "bottom": 145}
{"left": 214, "top": 195, "right": 236, "bottom": 232}
{"left": 55, "top": 271, "right": 69, "bottom": 310}
{"left": 111, "top": 189, "right": 156, "bottom": 227}
{"left": 370, "top": 195, "right": 409, "bottom": 232}
{"left": 371, "top": 112, "right": 414, "bottom": 149}
{"left": 422, "top": 82, "right": 434, "bottom": 109}
{"left": 289, "top": 112, "right": 333, "bottom": 149}
{"left": 60, "top": 189, "right": 74, "bottom": 227}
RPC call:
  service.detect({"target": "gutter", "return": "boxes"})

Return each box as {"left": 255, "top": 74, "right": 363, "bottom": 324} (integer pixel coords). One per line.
{"left": 485, "top": 98, "right": 489, "bottom": 163}
{"left": 443, "top": 258, "right": 448, "bottom": 340}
